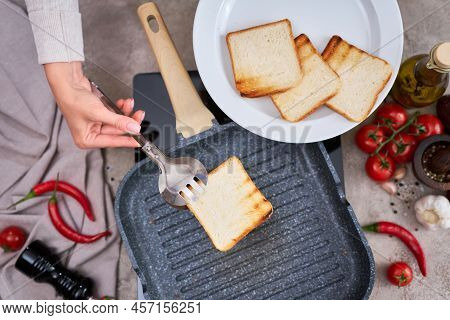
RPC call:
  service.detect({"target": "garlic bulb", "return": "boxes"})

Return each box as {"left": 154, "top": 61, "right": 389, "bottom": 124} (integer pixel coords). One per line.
{"left": 414, "top": 195, "right": 450, "bottom": 230}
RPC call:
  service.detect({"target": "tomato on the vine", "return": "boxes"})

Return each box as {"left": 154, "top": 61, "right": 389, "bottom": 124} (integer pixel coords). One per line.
{"left": 355, "top": 125, "right": 386, "bottom": 154}
{"left": 385, "top": 133, "right": 418, "bottom": 163}
{"left": 0, "top": 226, "right": 27, "bottom": 252}
{"left": 365, "top": 153, "right": 396, "bottom": 181}
{"left": 409, "top": 114, "right": 444, "bottom": 141}
{"left": 375, "top": 103, "right": 408, "bottom": 134}
{"left": 387, "top": 262, "right": 413, "bottom": 287}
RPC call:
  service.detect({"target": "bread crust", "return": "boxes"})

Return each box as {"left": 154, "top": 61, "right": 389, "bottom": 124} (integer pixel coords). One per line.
{"left": 271, "top": 34, "right": 341, "bottom": 122}
{"left": 295, "top": 33, "right": 310, "bottom": 46}
{"left": 321, "top": 35, "right": 393, "bottom": 122}
{"left": 271, "top": 94, "right": 338, "bottom": 122}
{"left": 226, "top": 19, "right": 302, "bottom": 98}
{"left": 322, "top": 35, "right": 343, "bottom": 61}
{"left": 218, "top": 204, "right": 272, "bottom": 251}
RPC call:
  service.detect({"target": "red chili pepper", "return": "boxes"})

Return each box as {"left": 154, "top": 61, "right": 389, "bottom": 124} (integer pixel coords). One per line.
{"left": 48, "top": 183, "right": 110, "bottom": 244}
{"left": 8, "top": 180, "right": 95, "bottom": 221}
{"left": 363, "top": 221, "right": 426, "bottom": 276}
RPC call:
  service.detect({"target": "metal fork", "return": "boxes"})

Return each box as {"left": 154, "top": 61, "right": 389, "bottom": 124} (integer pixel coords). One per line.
{"left": 90, "top": 81, "right": 207, "bottom": 208}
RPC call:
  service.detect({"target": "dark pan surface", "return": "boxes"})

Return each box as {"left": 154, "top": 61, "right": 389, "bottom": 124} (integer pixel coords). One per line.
{"left": 115, "top": 122, "right": 375, "bottom": 299}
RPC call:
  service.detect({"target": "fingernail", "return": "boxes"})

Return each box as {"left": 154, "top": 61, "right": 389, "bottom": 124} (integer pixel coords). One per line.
{"left": 140, "top": 111, "right": 146, "bottom": 122}
{"left": 130, "top": 99, "right": 134, "bottom": 109}
{"left": 126, "top": 122, "right": 141, "bottom": 134}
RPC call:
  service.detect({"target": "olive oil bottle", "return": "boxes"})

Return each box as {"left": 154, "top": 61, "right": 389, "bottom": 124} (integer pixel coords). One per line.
{"left": 391, "top": 42, "right": 450, "bottom": 108}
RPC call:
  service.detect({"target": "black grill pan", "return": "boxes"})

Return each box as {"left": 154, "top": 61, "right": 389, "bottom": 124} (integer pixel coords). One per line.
{"left": 115, "top": 121, "right": 375, "bottom": 299}
{"left": 116, "top": 3, "right": 374, "bottom": 299}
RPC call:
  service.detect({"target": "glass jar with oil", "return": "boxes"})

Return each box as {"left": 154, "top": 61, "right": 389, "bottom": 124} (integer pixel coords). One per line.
{"left": 391, "top": 42, "right": 450, "bottom": 108}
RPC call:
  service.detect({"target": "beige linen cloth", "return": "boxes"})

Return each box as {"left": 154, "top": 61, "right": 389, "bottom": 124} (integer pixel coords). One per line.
{"left": 0, "top": 2, "right": 120, "bottom": 299}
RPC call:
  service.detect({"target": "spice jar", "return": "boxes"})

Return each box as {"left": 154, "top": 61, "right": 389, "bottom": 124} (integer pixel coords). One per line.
{"left": 413, "top": 135, "right": 450, "bottom": 191}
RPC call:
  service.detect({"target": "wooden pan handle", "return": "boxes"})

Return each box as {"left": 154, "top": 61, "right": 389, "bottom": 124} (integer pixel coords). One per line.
{"left": 137, "top": 2, "right": 214, "bottom": 138}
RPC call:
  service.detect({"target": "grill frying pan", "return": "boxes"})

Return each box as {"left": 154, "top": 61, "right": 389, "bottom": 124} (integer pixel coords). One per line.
{"left": 114, "top": 2, "right": 375, "bottom": 299}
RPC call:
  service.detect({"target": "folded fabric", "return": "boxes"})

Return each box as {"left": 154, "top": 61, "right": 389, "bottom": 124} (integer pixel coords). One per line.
{"left": 0, "top": 1, "right": 119, "bottom": 300}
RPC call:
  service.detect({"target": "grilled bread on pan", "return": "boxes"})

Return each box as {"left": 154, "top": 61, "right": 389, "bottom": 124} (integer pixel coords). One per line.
{"left": 187, "top": 156, "right": 273, "bottom": 252}
{"left": 271, "top": 34, "right": 342, "bottom": 122}
{"left": 226, "top": 19, "right": 302, "bottom": 98}
{"left": 322, "top": 36, "right": 393, "bottom": 122}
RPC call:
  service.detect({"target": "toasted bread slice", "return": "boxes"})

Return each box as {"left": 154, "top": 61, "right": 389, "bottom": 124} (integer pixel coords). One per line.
{"left": 187, "top": 156, "right": 273, "bottom": 251}
{"left": 226, "top": 19, "right": 302, "bottom": 98}
{"left": 322, "top": 36, "right": 392, "bottom": 122}
{"left": 271, "top": 34, "right": 342, "bottom": 122}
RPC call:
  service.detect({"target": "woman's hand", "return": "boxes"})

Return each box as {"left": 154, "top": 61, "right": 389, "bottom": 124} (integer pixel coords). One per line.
{"left": 44, "top": 62, "right": 145, "bottom": 149}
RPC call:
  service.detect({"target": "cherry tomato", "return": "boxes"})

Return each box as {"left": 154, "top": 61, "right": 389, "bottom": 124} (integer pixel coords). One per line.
{"left": 0, "top": 226, "right": 27, "bottom": 252}
{"left": 387, "top": 262, "right": 413, "bottom": 287}
{"left": 375, "top": 103, "right": 408, "bottom": 134}
{"left": 385, "top": 133, "right": 418, "bottom": 163}
{"left": 355, "top": 125, "right": 386, "bottom": 154}
{"left": 409, "top": 114, "right": 444, "bottom": 141}
{"left": 365, "top": 153, "right": 396, "bottom": 181}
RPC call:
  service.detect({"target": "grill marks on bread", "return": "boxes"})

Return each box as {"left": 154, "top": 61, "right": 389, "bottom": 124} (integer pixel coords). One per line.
{"left": 322, "top": 36, "right": 393, "bottom": 122}
{"left": 187, "top": 156, "right": 273, "bottom": 252}
{"left": 271, "top": 34, "right": 342, "bottom": 122}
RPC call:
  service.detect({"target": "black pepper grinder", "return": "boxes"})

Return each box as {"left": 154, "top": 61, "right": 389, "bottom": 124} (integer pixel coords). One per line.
{"left": 15, "top": 240, "right": 93, "bottom": 300}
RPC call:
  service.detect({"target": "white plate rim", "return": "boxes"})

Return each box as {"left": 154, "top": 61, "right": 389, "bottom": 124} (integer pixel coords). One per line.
{"left": 193, "top": 0, "right": 404, "bottom": 143}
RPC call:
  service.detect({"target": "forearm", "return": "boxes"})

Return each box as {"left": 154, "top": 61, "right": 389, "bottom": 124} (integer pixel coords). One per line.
{"left": 44, "top": 62, "right": 87, "bottom": 107}
{"left": 25, "top": 0, "right": 84, "bottom": 64}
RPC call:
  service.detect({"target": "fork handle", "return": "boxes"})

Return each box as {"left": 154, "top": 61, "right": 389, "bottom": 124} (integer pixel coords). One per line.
{"left": 90, "top": 81, "right": 148, "bottom": 147}
{"left": 90, "top": 81, "right": 168, "bottom": 169}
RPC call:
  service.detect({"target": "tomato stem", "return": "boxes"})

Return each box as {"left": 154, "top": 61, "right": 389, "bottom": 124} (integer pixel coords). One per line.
{"left": 372, "top": 111, "right": 420, "bottom": 157}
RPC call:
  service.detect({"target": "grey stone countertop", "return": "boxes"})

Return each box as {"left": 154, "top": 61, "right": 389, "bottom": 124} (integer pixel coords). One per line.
{"left": 80, "top": 0, "right": 450, "bottom": 299}
{"left": 342, "top": 0, "right": 450, "bottom": 300}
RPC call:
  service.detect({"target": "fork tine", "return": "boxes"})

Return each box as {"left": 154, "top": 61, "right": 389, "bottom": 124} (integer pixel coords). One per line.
{"left": 189, "top": 179, "right": 205, "bottom": 194}
{"left": 195, "top": 176, "right": 207, "bottom": 188}
{"left": 180, "top": 187, "right": 196, "bottom": 203}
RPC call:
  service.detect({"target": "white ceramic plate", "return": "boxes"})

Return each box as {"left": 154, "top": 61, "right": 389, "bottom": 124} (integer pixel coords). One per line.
{"left": 193, "top": 0, "right": 403, "bottom": 143}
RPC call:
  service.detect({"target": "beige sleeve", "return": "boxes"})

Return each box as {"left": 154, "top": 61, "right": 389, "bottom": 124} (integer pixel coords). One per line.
{"left": 25, "top": 0, "right": 84, "bottom": 64}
